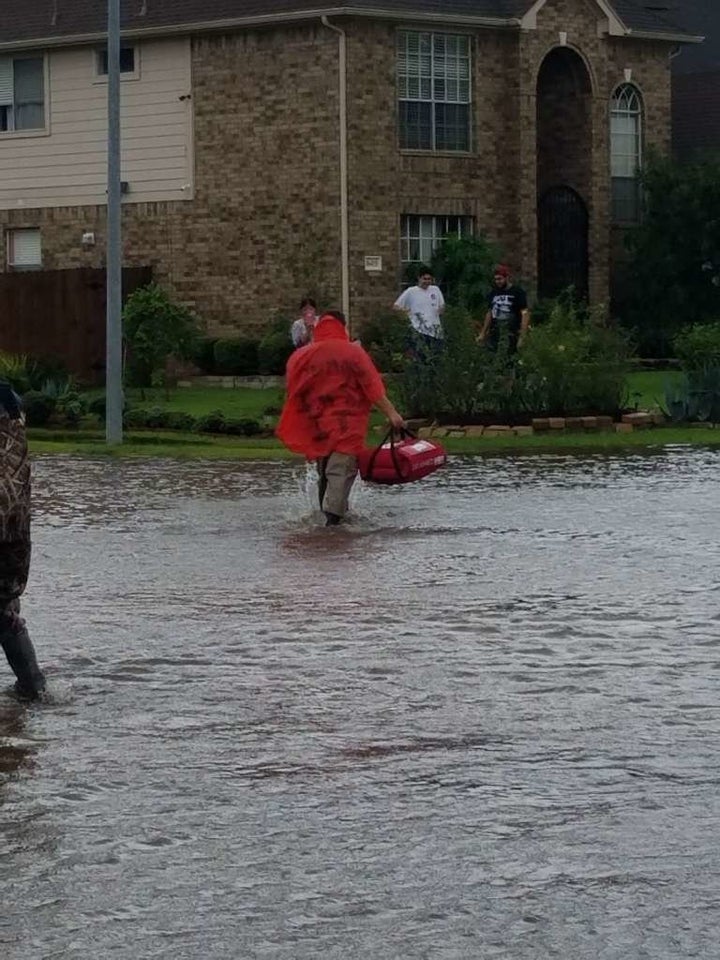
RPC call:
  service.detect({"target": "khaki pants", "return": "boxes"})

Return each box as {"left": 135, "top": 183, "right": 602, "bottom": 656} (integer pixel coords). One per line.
{"left": 317, "top": 453, "right": 358, "bottom": 518}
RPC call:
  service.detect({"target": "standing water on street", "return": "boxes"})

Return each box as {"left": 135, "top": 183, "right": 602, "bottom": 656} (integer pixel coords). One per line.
{"left": 1, "top": 449, "right": 719, "bottom": 959}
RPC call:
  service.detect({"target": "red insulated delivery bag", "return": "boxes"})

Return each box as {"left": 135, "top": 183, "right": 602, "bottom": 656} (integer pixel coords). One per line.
{"left": 358, "top": 429, "right": 447, "bottom": 485}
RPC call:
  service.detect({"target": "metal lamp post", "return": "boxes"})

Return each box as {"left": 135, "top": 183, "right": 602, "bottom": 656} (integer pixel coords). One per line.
{"left": 106, "top": 0, "right": 123, "bottom": 444}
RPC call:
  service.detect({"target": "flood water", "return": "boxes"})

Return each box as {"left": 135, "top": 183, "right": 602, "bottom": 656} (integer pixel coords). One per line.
{"left": 1, "top": 448, "right": 719, "bottom": 959}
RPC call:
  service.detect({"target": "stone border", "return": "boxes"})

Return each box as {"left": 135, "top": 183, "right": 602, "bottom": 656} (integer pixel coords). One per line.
{"left": 379, "top": 411, "right": 673, "bottom": 439}
{"left": 177, "top": 375, "right": 285, "bottom": 389}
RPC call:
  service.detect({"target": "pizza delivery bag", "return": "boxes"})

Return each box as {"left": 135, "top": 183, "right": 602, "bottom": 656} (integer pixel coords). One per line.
{"left": 358, "top": 428, "right": 447, "bottom": 485}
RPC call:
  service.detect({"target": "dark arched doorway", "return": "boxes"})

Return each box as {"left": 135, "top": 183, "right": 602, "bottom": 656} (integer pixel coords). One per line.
{"left": 536, "top": 47, "right": 592, "bottom": 299}
{"left": 538, "top": 186, "right": 588, "bottom": 298}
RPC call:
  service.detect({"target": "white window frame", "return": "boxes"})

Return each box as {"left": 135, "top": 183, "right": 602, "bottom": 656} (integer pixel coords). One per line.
{"left": 6, "top": 228, "right": 42, "bottom": 270}
{"left": 397, "top": 31, "right": 472, "bottom": 152}
{"left": 400, "top": 214, "right": 474, "bottom": 267}
{"left": 0, "top": 54, "right": 48, "bottom": 137}
{"left": 93, "top": 44, "right": 140, "bottom": 82}
{"left": 611, "top": 83, "right": 643, "bottom": 225}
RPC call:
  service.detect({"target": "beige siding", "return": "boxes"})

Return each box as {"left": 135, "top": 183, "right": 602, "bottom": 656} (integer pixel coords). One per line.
{"left": 0, "top": 38, "right": 193, "bottom": 210}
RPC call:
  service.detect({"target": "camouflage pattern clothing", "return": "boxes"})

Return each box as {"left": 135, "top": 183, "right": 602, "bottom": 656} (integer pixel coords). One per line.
{"left": 0, "top": 383, "right": 45, "bottom": 699}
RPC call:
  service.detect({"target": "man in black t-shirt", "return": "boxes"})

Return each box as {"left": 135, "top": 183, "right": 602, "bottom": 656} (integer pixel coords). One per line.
{"left": 479, "top": 264, "right": 530, "bottom": 354}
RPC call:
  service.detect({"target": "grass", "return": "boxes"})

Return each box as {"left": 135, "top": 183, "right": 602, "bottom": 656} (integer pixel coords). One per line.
{"left": 28, "top": 370, "right": 713, "bottom": 460}
{"left": 121, "top": 386, "right": 285, "bottom": 419}
{"left": 625, "top": 370, "right": 681, "bottom": 412}
{"left": 28, "top": 424, "right": 720, "bottom": 460}
{"left": 121, "top": 372, "right": 676, "bottom": 420}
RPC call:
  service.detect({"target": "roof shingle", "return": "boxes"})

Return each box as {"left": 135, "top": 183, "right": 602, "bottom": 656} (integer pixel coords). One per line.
{"left": 0, "top": 0, "right": 697, "bottom": 48}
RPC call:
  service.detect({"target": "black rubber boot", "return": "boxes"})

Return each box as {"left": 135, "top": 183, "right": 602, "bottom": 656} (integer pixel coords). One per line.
{"left": 1, "top": 625, "right": 46, "bottom": 701}
{"left": 324, "top": 512, "right": 343, "bottom": 526}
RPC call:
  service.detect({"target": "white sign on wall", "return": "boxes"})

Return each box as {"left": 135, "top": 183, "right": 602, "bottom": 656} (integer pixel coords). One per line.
{"left": 364, "top": 256, "right": 383, "bottom": 273}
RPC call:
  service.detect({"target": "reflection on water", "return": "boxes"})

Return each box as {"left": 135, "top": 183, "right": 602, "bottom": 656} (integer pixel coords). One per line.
{"left": 1, "top": 449, "right": 719, "bottom": 959}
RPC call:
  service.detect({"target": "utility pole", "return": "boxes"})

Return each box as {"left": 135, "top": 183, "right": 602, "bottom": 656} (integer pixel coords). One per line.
{"left": 106, "top": 0, "right": 123, "bottom": 444}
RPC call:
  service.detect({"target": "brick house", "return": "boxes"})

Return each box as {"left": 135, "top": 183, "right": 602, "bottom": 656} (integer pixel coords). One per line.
{"left": 0, "top": 0, "right": 699, "bottom": 360}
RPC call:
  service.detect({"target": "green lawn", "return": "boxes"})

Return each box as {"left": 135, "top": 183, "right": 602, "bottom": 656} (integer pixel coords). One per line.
{"left": 626, "top": 370, "right": 681, "bottom": 412}
{"left": 28, "top": 370, "right": 710, "bottom": 459}
{"left": 28, "top": 424, "right": 720, "bottom": 460}
{"left": 123, "top": 385, "right": 285, "bottom": 419}
{"left": 121, "top": 371, "right": 675, "bottom": 422}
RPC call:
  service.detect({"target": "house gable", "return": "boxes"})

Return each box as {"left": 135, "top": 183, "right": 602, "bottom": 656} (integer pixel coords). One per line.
{"left": 521, "top": 0, "right": 625, "bottom": 36}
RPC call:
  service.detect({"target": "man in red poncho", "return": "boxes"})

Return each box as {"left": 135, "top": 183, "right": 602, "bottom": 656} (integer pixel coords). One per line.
{"left": 277, "top": 310, "right": 405, "bottom": 525}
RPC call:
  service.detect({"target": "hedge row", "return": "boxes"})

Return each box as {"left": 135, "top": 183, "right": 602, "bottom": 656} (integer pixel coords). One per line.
{"left": 193, "top": 334, "right": 292, "bottom": 377}
{"left": 124, "top": 407, "right": 267, "bottom": 436}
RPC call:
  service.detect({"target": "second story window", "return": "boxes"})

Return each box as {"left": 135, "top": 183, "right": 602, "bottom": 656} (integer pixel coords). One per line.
{"left": 96, "top": 46, "right": 137, "bottom": 78}
{"left": 397, "top": 31, "right": 471, "bottom": 152}
{"left": 0, "top": 57, "right": 45, "bottom": 133}
{"left": 611, "top": 83, "right": 642, "bottom": 224}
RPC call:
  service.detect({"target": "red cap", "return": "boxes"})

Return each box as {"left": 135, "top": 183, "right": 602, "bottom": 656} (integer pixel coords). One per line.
{"left": 494, "top": 264, "right": 510, "bottom": 278}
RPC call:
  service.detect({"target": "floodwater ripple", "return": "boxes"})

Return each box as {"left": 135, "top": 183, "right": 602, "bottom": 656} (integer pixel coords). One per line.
{"left": 0, "top": 449, "right": 719, "bottom": 959}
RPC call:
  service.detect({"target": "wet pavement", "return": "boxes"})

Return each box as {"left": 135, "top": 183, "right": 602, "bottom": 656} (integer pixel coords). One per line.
{"left": 1, "top": 448, "right": 719, "bottom": 959}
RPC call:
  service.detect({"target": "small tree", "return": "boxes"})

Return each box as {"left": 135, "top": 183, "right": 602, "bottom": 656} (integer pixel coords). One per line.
{"left": 123, "top": 283, "right": 201, "bottom": 395}
{"left": 622, "top": 151, "right": 720, "bottom": 356}
{"left": 429, "top": 233, "right": 500, "bottom": 315}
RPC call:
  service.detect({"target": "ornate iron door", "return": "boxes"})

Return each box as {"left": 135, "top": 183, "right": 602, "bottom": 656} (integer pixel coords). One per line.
{"left": 537, "top": 186, "right": 589, "bottom": 300}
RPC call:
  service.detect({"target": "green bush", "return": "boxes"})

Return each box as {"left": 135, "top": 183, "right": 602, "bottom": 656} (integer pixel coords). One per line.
{"left": 361, "top": 310, "right": 409, "bottom": 373}
{"left": 213, "top": 338, "right": 259, "bottom": 376}
{"left": 191, "top": 337, "right": 218, "bottom": 374}
{"left": 223, "top": 417, "right": 263, "bottom": 436}
{"left": 123, "top": 283, "right": 202, "bottom": 389}
{"left": 0, "top": 353, "right": 34, "bottom": 395}
{"left": 258, "top": 330, "right": 293, "bottom": 375}
{"left": 429, "top": 232, "right": 501, "bottom": 315}
{"left": 673, "top": 323, "right": 720, "bottom": 371}
{"left": 124, "top": 408, "right": 149, "bottom": 429}
{"left": 396, "top": 306, "right": 515, "bottom": 420}
{"left": 193, "top": 410, "right": 226, "bottom": 434}
{"left": 394, "top": 296, "right": 631, "bottom": 420}
{"left": 663, "top": 366, "right": 720, "bottom": 423}
{"left": 22, "top": 390, "right": 56, "bottom": 427}
{"left": 620, "top": 152, "right": 720, "bottom": 356}
{"left": 40, "top": 378, "right": 88, "bottom": 426}
{"left": 519, "top": 298, "right": 630, "bottom": 416}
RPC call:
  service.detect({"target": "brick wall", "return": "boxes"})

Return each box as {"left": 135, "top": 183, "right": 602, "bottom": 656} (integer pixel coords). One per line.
{"left": 0, "top": 4, "right": 675, "bottom": 339}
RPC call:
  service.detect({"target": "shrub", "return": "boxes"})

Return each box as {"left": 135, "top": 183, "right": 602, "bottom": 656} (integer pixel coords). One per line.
{"left": 161, "top": 411, "right": 196, "bottom": 432}
{"left": 223, "top": 417, "right": 262, "bottom": 436}
{"left": 191, "top": 337, "right": 218, "bottom": 374}
{"left": 673, "top": 322, "right": 720, "bottom": 371}
{"left": 429, "top": 232, "right": 501, "bottom": 315}
{"left": 620, "top": 152, "right": 720, "bottom": 356}
{"left": 40, "top": 377, "right": 88, "bottom": 426}
{"left": 396, "top": 306, "right": 499, "bottom": 420}
{"left": 123, "top": 283, "right": 202, "bottom": 389}
{"left": 22, "top": 390, "right": 56, "bottom": 427}
{"left": 663, "top": 366, "right": 720, "bottom": 423}
{"left": 0, "top": 353, "right": 34, "bottom": 395}
{"left": 213, "top": 338, "right": 259, "bottom": 376}
{"left": 519, "top": 298, "right": 630, "bottom": 416}
{"left": 124, "top": 408, "right": 149, "bottom": 429}
{"left": 193, "top": 410, "right": 226, "bottom": 434}
{"left": 361, "top": 310, "right": 409, "bottom": 373}
{"left": 258, "top": 330, "right": 293, "bottom": 375}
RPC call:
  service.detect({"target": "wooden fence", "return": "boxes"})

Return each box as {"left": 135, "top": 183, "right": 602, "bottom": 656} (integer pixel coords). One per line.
{"left": 0, "top": 267, "right": 152, "bottom": 383}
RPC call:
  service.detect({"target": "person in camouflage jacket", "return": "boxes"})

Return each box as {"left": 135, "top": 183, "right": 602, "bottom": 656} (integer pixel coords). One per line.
{"left": 0, "top": 382, "right": 46, "bottom": 700}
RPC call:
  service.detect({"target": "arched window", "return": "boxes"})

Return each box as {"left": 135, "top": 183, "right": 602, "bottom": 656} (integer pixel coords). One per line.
{"left": 611, "top": 83, "right": 642, "bottom": 224}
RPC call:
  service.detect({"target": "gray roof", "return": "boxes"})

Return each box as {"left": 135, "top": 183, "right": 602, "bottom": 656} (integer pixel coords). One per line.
{"left": 0, "top": 0, "right": 698, "bottom": 48}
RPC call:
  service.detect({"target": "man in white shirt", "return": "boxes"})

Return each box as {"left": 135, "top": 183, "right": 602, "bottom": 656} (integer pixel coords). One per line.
{"left": 393, "top": 268, "right": 445, "bottom": 344}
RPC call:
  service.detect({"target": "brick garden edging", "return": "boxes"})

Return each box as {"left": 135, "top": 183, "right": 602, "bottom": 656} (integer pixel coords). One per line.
{"left": 384, "top": 411, "right": 671, "bottom": 439}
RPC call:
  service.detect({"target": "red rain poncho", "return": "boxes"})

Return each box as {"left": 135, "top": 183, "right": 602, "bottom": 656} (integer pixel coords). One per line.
{"left": 276, "top": 314, "right": 386, "bottom": 459}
